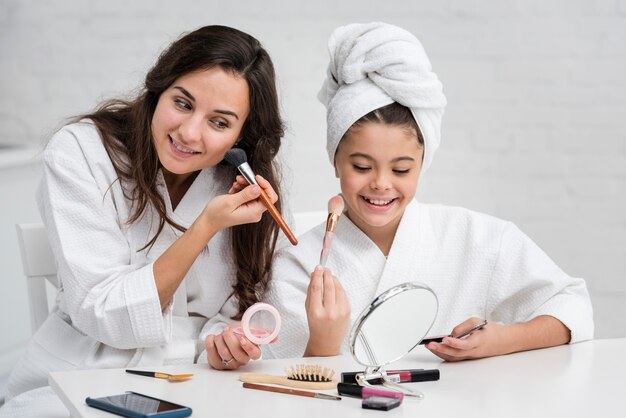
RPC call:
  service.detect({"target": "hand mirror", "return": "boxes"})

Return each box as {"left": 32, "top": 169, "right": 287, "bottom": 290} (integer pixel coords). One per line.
{"left": 349, "top": 282, "right": 438, "bottom": 398}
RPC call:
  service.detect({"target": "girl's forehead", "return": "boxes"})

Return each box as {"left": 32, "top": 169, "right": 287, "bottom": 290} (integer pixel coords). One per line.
{"left": 338, "top": 123, "right": 422, "bottom": 158}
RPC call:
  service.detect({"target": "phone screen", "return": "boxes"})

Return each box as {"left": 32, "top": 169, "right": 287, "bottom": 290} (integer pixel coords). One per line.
{"left": 86, "top": 391, "right": 191, "bottom": 417}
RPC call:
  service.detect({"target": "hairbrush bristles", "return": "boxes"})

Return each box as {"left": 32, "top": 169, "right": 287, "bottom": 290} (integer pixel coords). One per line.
{"left": 223, "top": 147, "right": 248, "bottom": 167}
{"left": 284, "top": 364, "right": 336, "bottom": 382}
{"left": 327, "top": 194, "right": 345, "bottom": 215}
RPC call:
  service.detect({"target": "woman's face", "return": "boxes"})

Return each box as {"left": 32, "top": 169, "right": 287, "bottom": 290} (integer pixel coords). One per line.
{"left": 334, "top": 122, "right": 423, "bottom": 239}
{"left": 151, "top": 67, "right": 250, "bottom": 176}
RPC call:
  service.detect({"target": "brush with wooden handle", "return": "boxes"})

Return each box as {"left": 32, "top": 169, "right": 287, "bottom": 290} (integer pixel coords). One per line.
{"left": 239, "top": 364, "right": 337, "bottom": 390}
{"left": 224, "top": 148, "right": 298, "bottom": 246}
{"left": 319, "top": 195, "right": 344, "bottom": 267}
{"left": 125, "top": 369, "right": 193, "bottom": 381}
{"left": 242, "top": 383, "right": 341, "bottom": 401}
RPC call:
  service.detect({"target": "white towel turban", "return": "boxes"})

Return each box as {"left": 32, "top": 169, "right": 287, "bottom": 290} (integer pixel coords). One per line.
{"left": 318, "top": 22, "right": 447, "bottom": 172}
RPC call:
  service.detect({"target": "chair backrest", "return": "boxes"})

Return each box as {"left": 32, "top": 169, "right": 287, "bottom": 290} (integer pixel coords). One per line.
{"left": 293, "top": 211, "right": 326, "bottom": 236}
{"left": 15, "top": 223, "right": 58, "bottom": 334}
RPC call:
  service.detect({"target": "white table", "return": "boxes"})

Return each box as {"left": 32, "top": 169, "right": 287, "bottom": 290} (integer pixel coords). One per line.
{"left": 50, "top": 338, "right": 625, "bottom": 418}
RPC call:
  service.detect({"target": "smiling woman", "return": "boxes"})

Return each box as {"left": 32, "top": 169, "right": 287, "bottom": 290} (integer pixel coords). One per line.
{"left": 152, "top": 69, "right": 250, "bottom": 180}
{"left": 0, "top": 25, "right": 286, "bottom": 416}
{"left": 151, "top": 68, "right": 251, "bottom": 208}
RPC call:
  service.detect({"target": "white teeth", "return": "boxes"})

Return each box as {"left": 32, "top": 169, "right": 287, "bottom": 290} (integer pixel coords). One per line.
{"left": 365, "top": 197, "right": 392, "bottom": 206}
{"left": 171, "top": 138, "right": 196, "bottom": 154}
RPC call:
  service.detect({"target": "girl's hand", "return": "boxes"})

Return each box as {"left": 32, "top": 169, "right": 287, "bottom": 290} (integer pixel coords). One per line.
{"left": 203, "top": 175, "right": 278, "bottom": 230}
{"left": 205, "top": 325, "right": 261, "bottom": 370}
{"left": 425, "top": 317, "right": 509, "bottom": 361}
{"left": 304, "top": 266, "right": 351, "bottom": 356}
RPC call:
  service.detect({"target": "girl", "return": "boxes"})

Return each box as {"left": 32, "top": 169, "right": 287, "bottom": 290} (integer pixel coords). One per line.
{"left": 2, "top": 25, "right": 284, "bottom": 416}
{"left": 262, "top": 22, "right": 593, "bottom": 361}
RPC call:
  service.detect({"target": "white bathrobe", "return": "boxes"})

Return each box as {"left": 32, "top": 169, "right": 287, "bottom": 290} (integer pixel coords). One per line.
{"left": 4, "top": 121, "right": 239, "bottom": 408}
{"left": 262, "top": 199, "right": 594, "bottom": 360}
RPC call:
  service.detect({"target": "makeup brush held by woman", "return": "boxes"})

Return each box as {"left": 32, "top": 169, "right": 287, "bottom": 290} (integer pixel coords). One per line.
{"left": 320, "top": 195, "right": 344, "bottom": 267}
{"left": 224, "top": 148, "right": 298, "bottom": 245}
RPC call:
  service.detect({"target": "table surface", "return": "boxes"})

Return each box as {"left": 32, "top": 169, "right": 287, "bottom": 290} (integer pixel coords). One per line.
{"left": 49, "top": 338, "right": 626, "bottom": 418}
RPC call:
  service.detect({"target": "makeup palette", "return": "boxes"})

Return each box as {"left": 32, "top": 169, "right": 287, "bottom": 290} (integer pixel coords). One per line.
{"left": 232, "top": 302, "right": 281, "bottom": 345}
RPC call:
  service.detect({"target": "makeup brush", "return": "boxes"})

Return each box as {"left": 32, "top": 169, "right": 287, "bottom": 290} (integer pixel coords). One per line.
{"left": 125, "top": 369, "right": 193, "bottom": 381}
{"left": 223, "top": 148, "right": 297, "bottom": 245}
{"left": 242, "top": 383, "right": 341, "bottom": 401}
{"left": 319, "top": 195, "right": 344, "bottom": 267}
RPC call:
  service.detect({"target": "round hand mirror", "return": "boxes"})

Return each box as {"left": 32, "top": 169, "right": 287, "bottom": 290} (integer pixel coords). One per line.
{"left": 349, "top": 282, "right": 438, "bottom": 397}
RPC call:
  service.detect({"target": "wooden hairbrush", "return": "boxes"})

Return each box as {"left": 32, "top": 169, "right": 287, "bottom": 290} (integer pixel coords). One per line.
{"left": 239, "top": 364, "right": 337, "bottom": 390}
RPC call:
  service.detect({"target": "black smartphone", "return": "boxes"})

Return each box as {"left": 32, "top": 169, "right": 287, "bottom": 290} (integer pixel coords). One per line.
{"left": 362, "top": 395, "right": 402, "bottom": 411}
{"left": 85, "top": 391, "right": 192, "bottom": 418}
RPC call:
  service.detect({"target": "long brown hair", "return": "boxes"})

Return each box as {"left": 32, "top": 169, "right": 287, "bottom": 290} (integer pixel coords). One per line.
{"left": 75, "top": 25, "right": 284, "bottom": 318}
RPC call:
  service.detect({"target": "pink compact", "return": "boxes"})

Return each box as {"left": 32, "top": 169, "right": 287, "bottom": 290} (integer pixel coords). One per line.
{"left": 232, "top": 302, "right": 281, "bottom": 345}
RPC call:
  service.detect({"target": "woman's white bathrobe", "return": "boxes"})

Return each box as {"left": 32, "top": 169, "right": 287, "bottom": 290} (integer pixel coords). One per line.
{"left": 3, "top": 121, "right": 240, "bottom": 412}
{"left": 263, "top": 199, "right": 594, "bottom": 360}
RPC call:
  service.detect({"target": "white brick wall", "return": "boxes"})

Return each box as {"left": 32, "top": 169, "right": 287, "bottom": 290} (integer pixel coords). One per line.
{"left": 1, "top": 0, "right": 624, "bottom": 378}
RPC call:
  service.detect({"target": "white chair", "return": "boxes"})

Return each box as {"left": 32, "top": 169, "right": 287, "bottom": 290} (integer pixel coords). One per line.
{"left": 15, "top": 223, "right": 58, "bottom": 335}
{"left": 293, "top": 211, "right": 326, "bottom": 236}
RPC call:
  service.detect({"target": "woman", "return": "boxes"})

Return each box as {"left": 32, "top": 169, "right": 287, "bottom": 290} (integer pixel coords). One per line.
{"left": 2, "top": 25, "right": 285, "bottom": 416}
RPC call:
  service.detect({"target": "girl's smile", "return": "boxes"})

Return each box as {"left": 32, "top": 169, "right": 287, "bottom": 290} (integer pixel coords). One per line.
{"left": 334, "top": 122, "right": 423, "bottom": 253}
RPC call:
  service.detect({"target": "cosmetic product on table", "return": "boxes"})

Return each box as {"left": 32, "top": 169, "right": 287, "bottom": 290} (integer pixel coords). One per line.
{"left": 362, "top": 396, "right": 402, "bottom": 411}
{"left": 223, "top": 148, "right": 298, "bottom": 245}
{"left": 337, "top": 383, "right": 404, "bottom": 400}
{"left": 319, "top": 195, "right": 344, "bottom": 267}
{"left": 239, "top": 364, "right": 337, "bottom": 390}
{"left": 125, "top": 369, "right": 193, "bottom": 381}
{"left": 242, "top": 383, "right": 341, "bottom": 401}
{"left": 341, "top": 369, "right": 440, "bottom": 385}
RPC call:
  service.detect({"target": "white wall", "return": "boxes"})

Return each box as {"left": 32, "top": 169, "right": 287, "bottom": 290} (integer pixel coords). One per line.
{"left": 1, "top": 0, "right": 625, "bottom": 378}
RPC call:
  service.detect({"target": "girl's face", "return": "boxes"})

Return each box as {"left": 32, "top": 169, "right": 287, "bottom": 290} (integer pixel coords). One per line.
{"left": 334, "top": 122, "right": 423, "bottom": 240}
{"left": 151, "top": 67, "right": 250, "bottom": 177}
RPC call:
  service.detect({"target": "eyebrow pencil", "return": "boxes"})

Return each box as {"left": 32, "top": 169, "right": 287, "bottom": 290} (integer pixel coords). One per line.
{"left": 420, "top": 319, "right": 488, "bottom": 344}
{"left": 224, "top": 148, "right": 298, "bottom": 245}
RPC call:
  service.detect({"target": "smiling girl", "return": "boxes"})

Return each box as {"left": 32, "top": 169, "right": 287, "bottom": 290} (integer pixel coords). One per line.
{"left": 262, "top": 22, "right": 593, "bottom": 362}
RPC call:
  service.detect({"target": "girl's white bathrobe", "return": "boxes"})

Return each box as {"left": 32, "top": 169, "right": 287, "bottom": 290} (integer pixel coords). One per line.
{"left": 4, "top": 121, "right": 239, "bottom": 409}
{"left": 263, "top": 199, "right": 594, "bottom": 360}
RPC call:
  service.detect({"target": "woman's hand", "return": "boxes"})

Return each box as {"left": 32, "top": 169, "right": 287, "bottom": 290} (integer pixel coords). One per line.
{"left": 203, "top": 175, "right": 278, "bottom": 230}
{"left": 303, "top": 266, "right": 351, "bottom": 357}
{"left": 205, "top": 325, "right": 262, "bottom": 370}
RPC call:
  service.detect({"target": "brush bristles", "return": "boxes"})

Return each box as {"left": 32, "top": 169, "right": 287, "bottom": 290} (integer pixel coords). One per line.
{"left": 223, "top": 148, "right": 248, "bottom": 167}
{"left": 284, "top": 364, "right": 335, "bottom": 382}
{"left": 327, "top": 195, "right": 345, "bottom": 215}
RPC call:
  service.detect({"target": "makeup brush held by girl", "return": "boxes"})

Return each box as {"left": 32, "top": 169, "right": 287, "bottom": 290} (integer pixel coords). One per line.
{"left": 224, "top": 148, "right": 298, "bottom": 245}
{"left": 319, "top": 195, "right": 344, "bottom": 267}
